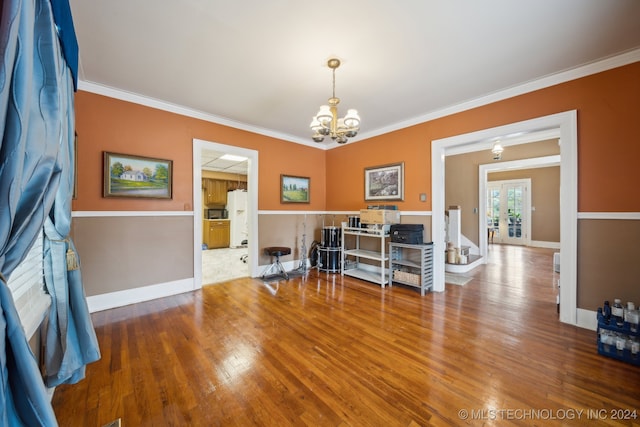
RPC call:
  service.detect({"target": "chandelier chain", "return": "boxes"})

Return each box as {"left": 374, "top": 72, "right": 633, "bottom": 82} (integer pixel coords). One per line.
{"left": 332, "top": 67, "right": 336, "bottom": 100}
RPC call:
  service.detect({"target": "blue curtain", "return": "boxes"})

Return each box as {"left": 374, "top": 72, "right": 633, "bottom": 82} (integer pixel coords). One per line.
{"left": 1, "top": 0, "right": 99, "bottom": 425}
{"left": 43, "top": 127, "right": 101, "bottom": 387}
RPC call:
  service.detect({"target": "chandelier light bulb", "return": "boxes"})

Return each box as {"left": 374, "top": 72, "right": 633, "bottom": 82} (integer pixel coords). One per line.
{"left": 344, "top": 109, "right": 360, "bottom": 128}
{"left": 316, "top": 105, "right": 332, "bottom": 126}
{"left": 310, "top": 117, "right": 322, "bottom": 132}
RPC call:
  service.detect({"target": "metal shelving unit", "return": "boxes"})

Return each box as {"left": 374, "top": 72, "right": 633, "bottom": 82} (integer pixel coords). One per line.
{"left": 341, "top": 227, "right": 390, "bottom": 287}
{"left": 388, "top": 242, "right": 434, "bottom": 296}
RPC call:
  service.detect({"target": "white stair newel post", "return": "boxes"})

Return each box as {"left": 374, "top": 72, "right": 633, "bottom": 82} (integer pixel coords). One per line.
{"left": 448, "top": 206, "right": 462, "bottom": 250}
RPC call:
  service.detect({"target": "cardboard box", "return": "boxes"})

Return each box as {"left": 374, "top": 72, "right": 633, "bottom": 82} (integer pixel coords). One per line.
{"left": 360, "top": 209, "right": 401, "bottom": 225}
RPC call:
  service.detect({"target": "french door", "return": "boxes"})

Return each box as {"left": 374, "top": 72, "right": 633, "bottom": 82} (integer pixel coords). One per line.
{"left": 487, "top": 179, "right": 530, "bottom": 245}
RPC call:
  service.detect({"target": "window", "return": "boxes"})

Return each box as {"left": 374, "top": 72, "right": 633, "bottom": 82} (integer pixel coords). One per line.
{"left": 6, "top": 230, "right": 51, "bottom": 338}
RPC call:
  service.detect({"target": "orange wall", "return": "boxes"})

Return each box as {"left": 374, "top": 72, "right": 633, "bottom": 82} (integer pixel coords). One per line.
{"left": 326, "top": 125, "right": 432, "bottom": 210}
{"left": 72, "top": 92, "right": 326, "bottom": 212}
{"left": 74, "top": 62, "right": 639, "bottom": 214}
{"left": 327, "top": 62, "right": 640, "bottom": 213}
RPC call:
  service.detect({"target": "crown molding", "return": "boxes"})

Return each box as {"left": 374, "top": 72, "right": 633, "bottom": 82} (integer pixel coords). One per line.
{"left": 77, "top": 81, "right": 322, "bottom": 149}
{"left": 354, "top": 48, "right": 640, "bottom": 143}
{"left": 78, "top": 48, "right": 640, "bottom": 150}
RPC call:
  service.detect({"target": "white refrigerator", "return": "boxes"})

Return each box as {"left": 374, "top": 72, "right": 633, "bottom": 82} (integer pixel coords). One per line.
{"left": 227, "top": 190, "right": 247, "bottom": 248}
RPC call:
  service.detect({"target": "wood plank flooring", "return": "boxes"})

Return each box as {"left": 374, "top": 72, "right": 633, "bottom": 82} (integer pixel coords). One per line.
{"left": 52, "top": 245, "right": 640, "bottom": 426}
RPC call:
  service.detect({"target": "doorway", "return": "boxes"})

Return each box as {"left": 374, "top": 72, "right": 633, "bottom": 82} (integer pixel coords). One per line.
{"left": 432, "top": 111, "right": 578, "bottom": 326}
{"left": 487, "top": 179, "right": 530, "bottom": 245}
{"left": 192, "top": 139, "right": 259, "bottom": 289}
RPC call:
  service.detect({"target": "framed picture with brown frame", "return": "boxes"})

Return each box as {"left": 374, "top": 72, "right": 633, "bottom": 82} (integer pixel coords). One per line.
{"left": 364, "top": 162, "right": 404, "bottom": 201}
{"left": 103, "top": 152, "right": 173, "bottom": 199}
{"left": 281, "top": 174, "right": 310, "bottom": 203}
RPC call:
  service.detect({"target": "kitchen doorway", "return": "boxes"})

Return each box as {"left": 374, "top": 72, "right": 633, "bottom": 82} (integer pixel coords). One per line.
{"left": 192, "top": 139, "right": 259, "bottom": 289}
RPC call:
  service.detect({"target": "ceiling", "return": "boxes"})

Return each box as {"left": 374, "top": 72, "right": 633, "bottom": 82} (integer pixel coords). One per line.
{"left": 69, "top": 1, "right": 640, "bottom": 173}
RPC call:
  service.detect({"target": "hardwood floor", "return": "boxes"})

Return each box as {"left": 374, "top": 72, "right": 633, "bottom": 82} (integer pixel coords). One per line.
{"left": 52, "top": 245, "right": 640, "bottom": 426}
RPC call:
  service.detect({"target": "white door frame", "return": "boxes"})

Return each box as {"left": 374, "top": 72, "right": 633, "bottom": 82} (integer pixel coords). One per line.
{"left": 432, "top": 111, "right": 578, "bottom": 326}
{"left": 479, "top": 155, "right": 560, "bottom": 254}
{"left": 193, "top": 139, "right": 259, "bottom": 288}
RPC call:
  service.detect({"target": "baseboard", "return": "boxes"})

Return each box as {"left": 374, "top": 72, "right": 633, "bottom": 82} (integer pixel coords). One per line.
{"left": 529, "top": 240, "right": 561, "bottom": 249}
{"left": 87, "top": 278, "right": 195, "bottom": 313}
{"left": 576, "top": 308, "right": 597, "bottom": 331}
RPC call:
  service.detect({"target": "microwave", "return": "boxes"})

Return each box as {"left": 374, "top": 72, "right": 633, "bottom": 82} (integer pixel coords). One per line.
{"left": 206, "top": 209, "right": 228, "bottom": 219}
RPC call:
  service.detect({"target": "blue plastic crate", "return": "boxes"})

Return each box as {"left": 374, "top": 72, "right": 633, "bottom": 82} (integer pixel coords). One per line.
{"left": 597, "top": 341, "right": 640, "bottom": 366}
{"left": 596, "top": 310, "right": 640, "bottom": 366}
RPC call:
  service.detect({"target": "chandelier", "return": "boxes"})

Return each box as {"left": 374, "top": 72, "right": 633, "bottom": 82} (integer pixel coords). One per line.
{"left": 310, "top": 58, "right": 360, "bottom": 144}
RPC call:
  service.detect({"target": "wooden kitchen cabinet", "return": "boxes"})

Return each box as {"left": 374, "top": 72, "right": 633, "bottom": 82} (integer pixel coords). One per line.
{"left": 227, "top": 180, "right": 248, "bottom": 191}
{"left": 203, "top": 179, "right": 228, "bottom": 205}
{"left": 203, "top": 220, "right": 230, "bottom": 249}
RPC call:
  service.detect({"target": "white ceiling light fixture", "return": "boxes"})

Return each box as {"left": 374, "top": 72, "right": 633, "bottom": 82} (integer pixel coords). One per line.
{"left": 491, "top": 141, "right": 504, "bottom": 160}
{"left": 310, "top": 58, "right": 360, "bottom": 144}
{"left": 220, "top": 154, "right": 248, "bottom": 162}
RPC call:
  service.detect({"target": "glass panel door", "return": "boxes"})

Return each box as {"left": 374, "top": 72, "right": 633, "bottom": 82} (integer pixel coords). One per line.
{"left": 504, "top": 184, "right": 525, "bottom": 244}
{"left": 487, "top": 180, "right": 529, "bottom": 245}
{"left": 487, "top": 187, "right": 501, "bottom": 243}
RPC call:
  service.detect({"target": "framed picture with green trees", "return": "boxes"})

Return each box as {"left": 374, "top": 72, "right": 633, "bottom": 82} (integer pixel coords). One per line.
{"left": 103, "top": 152, "right": 173, "bottom": 199}
{"left": 281, "top": 174, "right": 310, "bottom": 203}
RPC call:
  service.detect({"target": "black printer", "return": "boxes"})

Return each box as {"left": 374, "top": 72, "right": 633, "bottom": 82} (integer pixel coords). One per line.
{"left": 390, "top": 224, "right": 424, "bottom": 244}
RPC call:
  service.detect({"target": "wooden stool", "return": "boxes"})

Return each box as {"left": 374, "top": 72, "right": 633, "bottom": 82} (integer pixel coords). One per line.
{"left": 261, "top": 247, "right": 291, "bottom": 280}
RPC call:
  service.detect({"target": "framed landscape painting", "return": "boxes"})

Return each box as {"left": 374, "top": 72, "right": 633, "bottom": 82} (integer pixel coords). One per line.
{"left": 281, "top": 175, "right": 310, "bottom": 203}
{"left": 364, "top": 162, "right": 404, "bottom": 201}
{"left": 103, "top": 152, "right": 173, "bottom": 199}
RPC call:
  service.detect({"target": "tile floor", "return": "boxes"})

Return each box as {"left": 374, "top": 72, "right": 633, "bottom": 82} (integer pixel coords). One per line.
{"left": 202, "top": 247, "right": 249, "bottom": 285}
